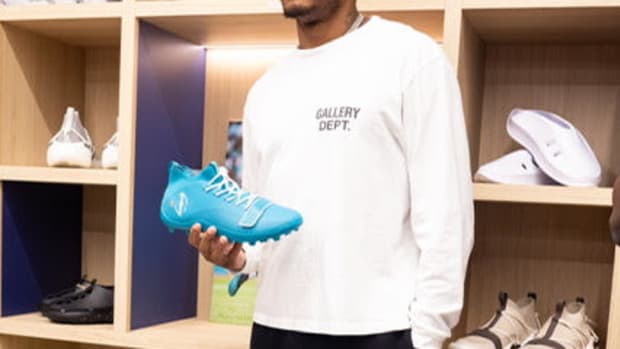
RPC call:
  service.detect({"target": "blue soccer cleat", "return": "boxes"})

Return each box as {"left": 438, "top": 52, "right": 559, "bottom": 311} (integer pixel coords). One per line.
{"left": 228, "top": 273, "right": 250, "bottom": 297}
{"left": 160, "top": 161, "right": 303, "bottom": 244}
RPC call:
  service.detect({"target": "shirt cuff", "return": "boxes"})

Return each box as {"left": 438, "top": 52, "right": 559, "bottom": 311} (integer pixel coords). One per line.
{"left": 410, "top": 330, "right": 444, "bottom": 349}
{"left": 237, "top": 244, "right": 260, "bottom": 275}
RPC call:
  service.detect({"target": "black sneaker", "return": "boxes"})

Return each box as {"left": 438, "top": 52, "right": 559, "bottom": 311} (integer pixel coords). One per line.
{"left": 40, "top": 276, "right": 94, "bottom": 312}
{"left": 42, "top": 281, "right": 113, "bottom": 324}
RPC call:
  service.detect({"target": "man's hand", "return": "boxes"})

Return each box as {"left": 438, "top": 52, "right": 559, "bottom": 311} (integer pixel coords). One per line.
{"left": 188, "top": 224, "right": 246, "bottom": 272}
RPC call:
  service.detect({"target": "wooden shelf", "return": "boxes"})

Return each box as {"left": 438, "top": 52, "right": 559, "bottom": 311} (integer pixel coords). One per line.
{"left": 136, "top": 0, "right": 444, "bottom": 46}
{"left": 0, "top": 313, "right": 251, "bottom": 349}
{"left": 1, "top": 2, "right": 123, "bottom": 20}
{"left": 0, "top": 313, "right": 118, "bottom": 347}
{"left": 135, "top": 0, "right": 444, "bottom": 16}
{"left": 0, "top": 166, "right": 117, "bottom": 186}
{"left": 463, "top": 0, "right": 620, "bottom": 9}
{"left": 463, "top": 6, "right": 620, "bottom": 43}
{"left": 473, "top": 183, "right": 613, "bottom": 207}
{"left": 1, "top": 4, "right": 122, "bottom": 46}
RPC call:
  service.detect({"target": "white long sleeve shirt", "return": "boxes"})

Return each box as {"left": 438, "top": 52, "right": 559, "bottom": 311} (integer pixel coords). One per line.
{"left": 240, "top": 16, "right": 474, "bottom": 349}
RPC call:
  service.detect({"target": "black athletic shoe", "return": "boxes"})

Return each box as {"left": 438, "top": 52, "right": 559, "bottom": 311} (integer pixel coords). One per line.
{"left": 40, "top": 276, "right": 94, "bottom": 312}
{"left": 42, "top": 281, "right": 113, "bottom": 324}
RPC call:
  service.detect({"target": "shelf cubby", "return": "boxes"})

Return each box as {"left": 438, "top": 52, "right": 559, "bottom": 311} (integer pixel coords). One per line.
{"left": 0, "top": 183, "right": 116, "bottom": 327}
{"left": 0, "top": 17, "right": 121, "bottom": 172}
{"left": 458, "top": 6, "right": 620, "bottom": 346}
{"left": 465, "top": 202, "right": 615, "bottom": 344}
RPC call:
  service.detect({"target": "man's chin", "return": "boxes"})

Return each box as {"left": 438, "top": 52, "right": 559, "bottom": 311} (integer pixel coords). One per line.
{"left": 283, "top": 5, "right": 316, "bottom": 20}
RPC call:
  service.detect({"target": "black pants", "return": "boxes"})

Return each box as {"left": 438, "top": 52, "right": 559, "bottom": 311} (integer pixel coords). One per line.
{"left": 250, "top": 323, "right": 415, "bottom": 349}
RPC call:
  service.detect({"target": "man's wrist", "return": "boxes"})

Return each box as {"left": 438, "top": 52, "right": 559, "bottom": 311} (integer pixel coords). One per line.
{"left": 228, "top": 249, "right": 247, "bottom": 273}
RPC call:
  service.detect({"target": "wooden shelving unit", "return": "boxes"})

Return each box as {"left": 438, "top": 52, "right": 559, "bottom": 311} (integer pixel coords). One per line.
{"left": 0, "top": 1, "right": 619, "bottom": 348}
{"left": 0, "top": 313, "right": 250, "bottom": 349}
{"left": 462, "top": 0, "right": 620, "bottom": 9}
{"left": 0, "top": 166, "right": 117, "bottom": 186}
{"left": 473, "top": 183, "right": 613, "bottom": 207}
{"left": 1, "top": 2, "right": 123, "bottom": 20}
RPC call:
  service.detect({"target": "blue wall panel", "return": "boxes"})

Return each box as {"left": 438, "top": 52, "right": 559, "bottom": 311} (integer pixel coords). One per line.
{"left": 2, "top": 182, "right": 82, "bottom": 316}
{"left": 132, "top": 21, "right": 206, "bottom": 329}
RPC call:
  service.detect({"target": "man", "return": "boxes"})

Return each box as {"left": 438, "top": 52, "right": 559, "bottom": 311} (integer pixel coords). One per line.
{"left": 188, "top": 0, "right": 474, "bottom": 348}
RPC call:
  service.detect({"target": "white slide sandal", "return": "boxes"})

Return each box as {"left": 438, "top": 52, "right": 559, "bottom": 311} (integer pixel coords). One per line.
{"left": 506, "top": 109, "right": 601, "bottom": 187}
{"left": 475, "top": 149, "right": 556, "bottom": 185}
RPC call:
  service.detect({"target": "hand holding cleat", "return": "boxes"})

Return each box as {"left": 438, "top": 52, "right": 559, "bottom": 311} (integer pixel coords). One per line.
{"left": 187, "top": 224, "right": 246, "bottom": 273}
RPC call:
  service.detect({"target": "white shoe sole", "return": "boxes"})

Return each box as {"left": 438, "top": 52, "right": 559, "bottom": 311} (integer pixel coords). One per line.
{"left": 47, "top": 143, "right": 93, "bottom": 168}
{"left": 475, "top": 149, "right": 555, "bottom": 185}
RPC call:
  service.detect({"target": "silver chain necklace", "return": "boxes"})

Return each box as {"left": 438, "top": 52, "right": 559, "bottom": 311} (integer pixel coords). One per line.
{"left": 346, "top": 13, "right": 365, "bottom": 34}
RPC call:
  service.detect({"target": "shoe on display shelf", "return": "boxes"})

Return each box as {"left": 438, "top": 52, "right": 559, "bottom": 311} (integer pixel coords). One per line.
{"left": 521, "top": 298, "right": 598, "bottom": 349}
{"left": 102, "top": 118, "right": 118, "bottom": 169}
{"left": 47, "top": 107, "right": 95, "bottom": 168}
{"left": 475, "top": 149, "right": 556, "bottom": 186}
{"left": 42, "top": 281, "right": 113, "bottom": 324}
{"left": 450, "top": 292, "right": 540, "bottom": 349}
{"left": 160, "top": 161, "right": 303, "bottom": 244}
{"left": 40, "top": 275, "right": 94, "bottom": 312}
{"left": 507, "top": 109, "right": 601, "bottom": 187}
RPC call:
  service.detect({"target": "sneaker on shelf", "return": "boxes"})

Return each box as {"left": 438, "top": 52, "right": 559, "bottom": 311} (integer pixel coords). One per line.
{"left": 160, "top": 161, "right": 303, "bottom": 244}
{"left": 506, "top": 109, "right": 601, "bottom": 187}
{"left": 101, "top": 119, "right": 118, "bottom": 169}
{"left": 522, "top": 298, "right": 599, "bottom": 349}
{"left": 450, "top": 292, "right": 540, "bottom": 349}
{"left": 475, "top": 149, "right": 556, "bottom": 186}
{"left": 40, "top": 275, "right": 94, "bottom": 312}
{"left": 47, "top": 107, "right": 95, "bottom": 168}
{"left": 42, "top": 280, "right": 113, "bottom": 324}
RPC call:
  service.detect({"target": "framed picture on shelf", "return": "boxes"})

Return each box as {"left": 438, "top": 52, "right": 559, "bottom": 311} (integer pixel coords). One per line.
{"left": 225, "top": 121, "right": 243, "bottom": 185}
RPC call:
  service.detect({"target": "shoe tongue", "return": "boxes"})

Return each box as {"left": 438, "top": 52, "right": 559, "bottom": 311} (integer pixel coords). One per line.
{"left": 505, "top": 298, "right": 521, "bottom": 313}
{"left": 61, "top": 108, "right": 74, "bottom": 130}
{"left": 561, "top": 301, "right": 587, "bottom": 326}
{"left": 198, "top": 162, "right": 220, "bottom": 182}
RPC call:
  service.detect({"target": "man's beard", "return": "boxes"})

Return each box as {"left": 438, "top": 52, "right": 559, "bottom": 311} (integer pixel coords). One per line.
{"left": 283, "top": 1, "right": 342, "bottom": 25}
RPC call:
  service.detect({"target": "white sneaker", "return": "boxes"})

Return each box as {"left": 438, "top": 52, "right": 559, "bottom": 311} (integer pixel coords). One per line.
{"left": 475, "top": 150, "right": 556, "bottom": 186}
{"left": 101, "top": 126, "right": 118, "bottom": 169}
{"left": 522, "top": 299, "right": 599, "bottom": 349}
{"left": 507, "top": 109, "right": 601, "bottom": 187}
{"left": 450, "top": 292, "right": 541, "bottom": 349}
{"left": 47, "top": 107, "right": 95, "bottom": 168}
